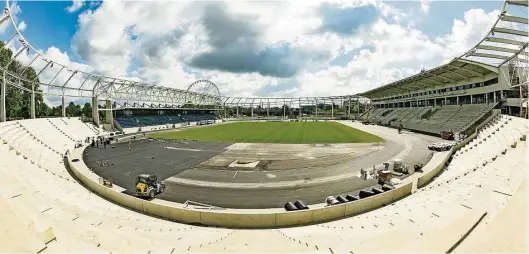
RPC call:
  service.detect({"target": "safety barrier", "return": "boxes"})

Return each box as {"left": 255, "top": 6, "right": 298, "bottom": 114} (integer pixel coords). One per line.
{"left": 68, "top": 146, "right": 413, "bottom": 228}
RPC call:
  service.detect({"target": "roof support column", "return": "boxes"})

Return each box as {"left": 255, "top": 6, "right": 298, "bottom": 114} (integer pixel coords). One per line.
{"left": 251, "top": 106, "right": 253, "bottom": 118}
{"left": 357, "top": 98, "right": 360, "bottom": 116}
{"left": 298, "top": 98, "right": 301, "bottom": 117}
{"left": 340, "top": 98, "right": 343, "bottom": 117}
{"left": 289, "top": 101, "right": 292, "bottom": 118}
{"left": 236, "top": 104, "right": 239, "bottom": 118}
{"left": 331, "top": 102, "right": 334, "bottom": 118}
{"left": 92, "top": 96, "right": 99, "bottom": 127}
{"left": 106, "top": 99, "right": 114, "bottom": 129}
{"left": 315, "top": 99, "right": 318, "bottom": 118}
{"left": 61, "top": 90, "right": 66, "bottom": 117}
{"left": 283, "top": 102, "right": 287, "bottom": 120}
{"left": 348, "top": 99, "right": 351, "bottom": 119}
{"left": 494, "top": 92, "right": 497, "bottom": 103}
{"left": 0, "top": 69, "right": 6, "bottom": 122}
{"left": 470, "top": 95, "right": 473, "bottom": 104}
{"left": 30, "top": 83, "right": 35, "bottom": 119}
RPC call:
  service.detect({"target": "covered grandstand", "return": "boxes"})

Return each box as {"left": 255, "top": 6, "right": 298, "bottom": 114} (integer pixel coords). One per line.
{"left": 358, "top": 0, "right": 528, "bottom": 136}
{"left": 114, "top": 109, "right": 217, "bottom": 128}
{"left": 0, "top": 0, "right": 528, "bottom": 253}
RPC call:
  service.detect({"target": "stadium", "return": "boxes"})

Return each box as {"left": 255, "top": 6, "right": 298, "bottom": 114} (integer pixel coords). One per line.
{"left": 0, "top": 0, "right": 528, "bottom": 253}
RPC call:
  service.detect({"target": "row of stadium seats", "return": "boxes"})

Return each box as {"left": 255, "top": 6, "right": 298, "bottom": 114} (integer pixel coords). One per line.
{"left": 439, "top": 115, "right": 526, "bottom": 184}
{"left": 364, "top": 103, "right": 496, "bottom": 134}
{"left": 115, "top": 113, "right": 217, "bottom": 128}
{"left": 0, "top": 120, "right": 235, "bottom": 253}
{"left": 278, "top": 119, "right": 527, "bottom": 252}
{"left": 0, "top": 116, "right": 526, "bottom": 253}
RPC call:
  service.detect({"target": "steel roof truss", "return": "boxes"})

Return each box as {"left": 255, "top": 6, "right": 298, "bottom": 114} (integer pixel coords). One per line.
{"left": 450, "top": 64, "right": 483, "bottom": 77}
{"left": 492, "top": 27, "right": 528, "bottom": 37}
{"left": 501, "top": 14, "right": 528, "bottom": 24}
{"left": 476, "top": 44, "right": 527, "bottom": 55}
{"left": 437, "top": 72, "right": 462, "bottom": 82}
{"left": 485, "top": 37, "right": 525, "bottom": 46}
{"left": 446, "top": 69, "right": 471, "bottom": 80}
{"left": 470, "top": 52, "right": 510, "bottom": 60}
{"left": 506, "top": 0, "right": 528, "bottom": 7}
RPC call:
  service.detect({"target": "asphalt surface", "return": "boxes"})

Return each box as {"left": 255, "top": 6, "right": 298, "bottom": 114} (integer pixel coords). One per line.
{"left": 85, "top": 139, "right": 379, "bottom": 208}
{"left": 160, "top": 177, "right": 378, "bottom": 209}
{"left": 84, "top": 128, "right": 437, "bottom": 209}
{"left": 83, "top": 139, "right": 232, "bottom": 191}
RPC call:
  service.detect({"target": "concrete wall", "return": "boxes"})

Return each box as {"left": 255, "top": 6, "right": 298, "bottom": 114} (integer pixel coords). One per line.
{"left": 68, "top": 146, "right": 414, "bottom": 228}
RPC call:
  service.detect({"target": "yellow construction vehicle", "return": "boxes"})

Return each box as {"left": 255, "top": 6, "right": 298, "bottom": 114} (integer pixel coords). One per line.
{"left": 136, "top": 174, "right": 166, "bottom": 198}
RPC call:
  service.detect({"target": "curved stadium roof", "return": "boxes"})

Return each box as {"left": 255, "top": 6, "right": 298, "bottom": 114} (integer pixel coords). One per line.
{"left": 0, "top": 0, "right": 527, "bottom": 106}
{"left": 360, "top": 0, "right": 528, "bottom": 99}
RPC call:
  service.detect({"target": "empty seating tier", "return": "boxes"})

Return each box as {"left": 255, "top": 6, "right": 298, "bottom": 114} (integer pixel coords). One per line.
{"left": 0, "top": 115, "right": 526, "bottom": 253}
{"left": 365, "top": 103, "right": 497, "bottom": 135}
{"left": 115, "top": 113, "right": 217, "bottom": 129}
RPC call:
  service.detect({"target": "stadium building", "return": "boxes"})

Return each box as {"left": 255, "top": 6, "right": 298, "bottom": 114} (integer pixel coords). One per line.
{"left": 0, "top": 0, "right": 528, "bottom": 253}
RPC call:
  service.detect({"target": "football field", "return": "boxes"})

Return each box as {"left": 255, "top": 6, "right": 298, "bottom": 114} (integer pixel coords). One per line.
{"left": 150, "top": 121, "right": 383, "bottom": 144}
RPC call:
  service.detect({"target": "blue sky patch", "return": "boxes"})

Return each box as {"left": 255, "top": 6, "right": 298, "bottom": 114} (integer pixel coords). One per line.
{"left": 13, "top": 1, "right": 97, "bottom": 62}
{"left": 386, "top": 1, "right": 499, "bottom": 38}
{"left": 318, "top": 3, "right": 379, "bottom": 36}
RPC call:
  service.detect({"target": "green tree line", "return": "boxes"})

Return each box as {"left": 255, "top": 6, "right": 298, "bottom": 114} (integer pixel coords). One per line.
{"left": 0, "top": 41, "right": 92, "bottom": 119}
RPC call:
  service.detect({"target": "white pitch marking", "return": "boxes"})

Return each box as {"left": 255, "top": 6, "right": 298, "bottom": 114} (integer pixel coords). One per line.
{"left": 164, "top": 147, "right": 202, "bottom": 152}
{"left": 233, "top": 171, "right": 238, "bottom": 179}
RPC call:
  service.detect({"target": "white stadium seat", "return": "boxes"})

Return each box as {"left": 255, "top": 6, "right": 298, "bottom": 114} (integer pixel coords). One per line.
{"left": 0, "top": 115, "right": 527, "bottom": 253}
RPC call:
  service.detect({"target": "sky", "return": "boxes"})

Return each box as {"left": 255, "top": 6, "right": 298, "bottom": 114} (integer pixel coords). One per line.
{"left": 0, "top": 0, "right": 522, "bottom": 105}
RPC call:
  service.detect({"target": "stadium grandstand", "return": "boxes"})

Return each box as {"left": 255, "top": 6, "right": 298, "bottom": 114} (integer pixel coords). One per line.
{"left": 0, "top": 0, "right": 528, "bottom": 253}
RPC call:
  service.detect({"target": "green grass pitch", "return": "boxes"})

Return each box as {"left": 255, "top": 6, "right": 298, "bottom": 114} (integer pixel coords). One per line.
{"left": 150, "top": 121, "right": 384, "bottom": 144}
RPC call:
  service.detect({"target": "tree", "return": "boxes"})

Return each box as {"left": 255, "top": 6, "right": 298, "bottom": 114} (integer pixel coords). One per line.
{"left": 82, "top": 102, "right": 92, "bottom": 117}
{"left": 51, "top": 106, "right": 62, "bottom": 117}
{"left": 65, "top": 101, "right": 82, "bottom": 117}
{"left": 0, "top": 41, "right": 45, "bottom": 119}
{"left": 38, "top": 101, "right": 51, "bottom": 117}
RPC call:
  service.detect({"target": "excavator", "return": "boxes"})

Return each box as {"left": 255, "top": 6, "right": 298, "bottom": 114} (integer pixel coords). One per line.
{"left": 136, "top": 174, "right": 166, "bottom": 198}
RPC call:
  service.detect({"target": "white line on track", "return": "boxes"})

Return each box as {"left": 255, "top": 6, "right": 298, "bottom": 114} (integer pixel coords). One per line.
{"left": 232, "top": 171, "right": 238, "bottom": 179}
{"left": 164, "top": 147, "right": 202, "bottom": 152}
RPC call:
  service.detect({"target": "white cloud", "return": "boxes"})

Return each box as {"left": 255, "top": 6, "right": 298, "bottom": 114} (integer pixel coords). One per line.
{"left": 436, "top": 9, "right": 500, "bottom": 60}
{"left": 66, "top": 0, "right": 84, "bottom": 13}
{"left": 12, "top": 1, "right": 503, "bottom": 102}
{"left": 17, "top": 21, "right": 26, "bottom": 31}
{"left": 0, "top": 2, "right": 21, "bottom": 34}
